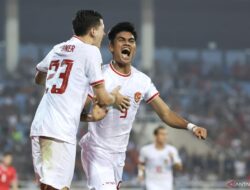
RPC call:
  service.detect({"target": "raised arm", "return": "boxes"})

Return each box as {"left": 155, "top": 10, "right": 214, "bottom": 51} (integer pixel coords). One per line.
{"left": 150, "top": 96, "right": 207, "bottom": 139}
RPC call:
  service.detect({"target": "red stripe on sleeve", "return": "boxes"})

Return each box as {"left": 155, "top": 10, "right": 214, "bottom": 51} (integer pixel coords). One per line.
{"left": 146, "top": 92, "right": 160, "bottom": 103}
{"left": 88, "top": 94, "right": 93, "bottom": 99}
{"left": 90, "top": 79, "right": 104, "bottom": 86}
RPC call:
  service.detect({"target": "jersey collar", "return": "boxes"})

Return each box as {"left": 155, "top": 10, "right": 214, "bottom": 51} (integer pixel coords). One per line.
{"left": 109, "top": 61, "right": 131, "bottom": 77}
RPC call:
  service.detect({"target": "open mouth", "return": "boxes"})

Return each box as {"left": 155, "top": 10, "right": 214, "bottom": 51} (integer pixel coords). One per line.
{"left": 121, "top": 47, "right": 131, "bottom": 59}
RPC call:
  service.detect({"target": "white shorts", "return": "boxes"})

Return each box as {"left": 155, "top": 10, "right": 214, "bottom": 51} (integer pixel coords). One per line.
{"left": 80, "top": 141, "right": 125, "bottom": 190}
{"left": 31, "top": 136, "right": 76, "bottom": 189}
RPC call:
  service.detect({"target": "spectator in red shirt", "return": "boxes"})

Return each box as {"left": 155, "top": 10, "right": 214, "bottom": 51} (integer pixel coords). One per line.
{"left": 0, "top": 152, "right": 18, "bottom": 190}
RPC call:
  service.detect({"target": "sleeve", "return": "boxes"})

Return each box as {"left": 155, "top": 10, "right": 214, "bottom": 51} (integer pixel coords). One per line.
{"left": 139, "top": 147, "right": 146, "bottom": 163}
{"left": 86, "top": 47, "right": 104, "bottom": 86}
{"left": 143, "top": 79, "right": 159, "bottom": 103}
{"left": 36, "top": 48, "right": 54, "bottom": 73}
{"left": 171, "top": 147, "right": 182, "bottom": 165}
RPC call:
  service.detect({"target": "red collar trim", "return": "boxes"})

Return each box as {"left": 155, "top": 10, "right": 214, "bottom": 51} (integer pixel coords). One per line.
{"left": 109, "top": 63, "right": 131, "bottom": 77}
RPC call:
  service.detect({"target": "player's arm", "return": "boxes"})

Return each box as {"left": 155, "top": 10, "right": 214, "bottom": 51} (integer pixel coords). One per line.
{"left": 80, "top": 96, "right": 108, "bottom": 122}
{"left": 34, "top": 48, "right": 54, "bottom": 85}
{"left": 173, "top": 163, "right": 183, "bottom": 171}
{"left": 11, "top": 179, "right": 18, "bottom": 190}
{"left": 35, "top": 71, "right": 47, "bottom": 85}
{"left": 137, "top": 163, "right": 145, "bottom": 181}
{"left": 150, "top": 96, "right": 207, "bottom": 139}
{"left": 169, "top": 151, "right": 183, "bottom": 171}
{"left": 11, "top": 170, "right": 19, "bottom": 190}
{"left": 92, "top": 83, "right": 130, "bottom": 111}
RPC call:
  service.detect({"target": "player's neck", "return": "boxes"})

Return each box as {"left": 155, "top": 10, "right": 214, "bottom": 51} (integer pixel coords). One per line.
{"left": 74, "top": 35, "right": 94, "bottom": 46}
{"left": 112, "top": 60, "right": 131, "bottom": 75}
{"left": 155, "top": 143, "right": 165, "bottom": 150}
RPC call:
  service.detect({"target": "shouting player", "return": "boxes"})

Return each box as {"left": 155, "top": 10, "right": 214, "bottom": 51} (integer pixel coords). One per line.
{"left": 79, "top": 22, "right": 207, "bottom": 190}
{"left": 138, "top": 126, "right": 182, "bottom": 190}
{"left": 30, "top": 11, "right": 130, "bottom": 190}
{"left": 0, "top": 152, "right": 18, "bottom": 190}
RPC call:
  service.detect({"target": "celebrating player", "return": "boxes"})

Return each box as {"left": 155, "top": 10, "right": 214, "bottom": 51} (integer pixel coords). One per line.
{"left": 138, "top": 126, "right": 182, "bottom": 190}
{"left": 0, "top": 152, "right": 18, "bottom": 190}
{"left": 30, "top": 10, "right": 130, "bottom": 190}
{"left": 79, "top": 22, "right": 207, "bottom": 190}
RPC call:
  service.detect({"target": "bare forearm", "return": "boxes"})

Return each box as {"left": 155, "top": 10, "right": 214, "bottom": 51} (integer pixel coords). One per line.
{"left": 12, "top": 180, "right": 18, "bottom": 190}
{"left": 161, "top": 110, "right": 188, "bottom": 130}
{"left": 35, "top": 71, "right": 47, "bottom": 85}
{"left": 93, "top": 84, "right": 115, "bottom": 107}
{"left": 150, "top": 97, "right": 188, "bottom": 130}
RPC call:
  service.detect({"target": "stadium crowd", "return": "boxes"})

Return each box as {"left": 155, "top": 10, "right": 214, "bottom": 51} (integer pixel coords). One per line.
{"left": 0, "top": 47, "right": 249, "bottom": 182}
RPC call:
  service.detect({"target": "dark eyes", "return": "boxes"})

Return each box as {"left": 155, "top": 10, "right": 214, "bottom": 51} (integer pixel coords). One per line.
{"left": 117, "top": 38, "right": 135, "bottom": 43}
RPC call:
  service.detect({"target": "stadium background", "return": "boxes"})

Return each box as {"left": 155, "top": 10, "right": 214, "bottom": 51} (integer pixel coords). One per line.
{"left": 0, "top": 0, "right": 250, "bottom": 189}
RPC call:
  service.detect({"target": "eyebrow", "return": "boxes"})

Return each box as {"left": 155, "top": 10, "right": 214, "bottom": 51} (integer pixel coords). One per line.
{"left": 117, "top": 36, "right": 135, "bottom": 41}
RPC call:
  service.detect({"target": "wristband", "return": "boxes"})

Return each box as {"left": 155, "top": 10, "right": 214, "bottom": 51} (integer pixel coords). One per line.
{"left": 187, "top": 123, "right": 197, "bottom": 132}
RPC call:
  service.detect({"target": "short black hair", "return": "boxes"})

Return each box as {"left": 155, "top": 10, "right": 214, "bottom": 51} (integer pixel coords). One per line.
{"left": 108, "top": 22, "right": 137, "bottom": 43}
{"left": 72, "top": 10, "right": 103, "bottom": 36}
{"left": 154, "top": 126, "right": 166, "bottom": 136}
{"left": 3, "top": 151, "right": 12, "bottom": 157}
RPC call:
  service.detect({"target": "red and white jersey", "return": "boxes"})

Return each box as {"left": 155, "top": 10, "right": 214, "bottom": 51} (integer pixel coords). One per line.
{"left": 0, "top": 165, "right": 17, "bottom": 190}
{"left": 139, "top": 144, "right": 182, "bottom": 190}
{"left": 31, "top": 36, "right": 104, "bottom": 144}
{"left": 80, "top": 63, "right": 159, "bottom": 152}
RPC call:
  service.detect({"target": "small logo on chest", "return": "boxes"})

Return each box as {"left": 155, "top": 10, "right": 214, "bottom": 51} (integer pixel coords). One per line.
{"left": 134, "top": 92, "right": 142, "bottom": 103}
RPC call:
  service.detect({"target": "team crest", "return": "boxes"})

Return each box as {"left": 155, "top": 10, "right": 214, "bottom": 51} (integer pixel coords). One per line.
{"left": 134, "top": 92, "right": 142, "bottom": 103}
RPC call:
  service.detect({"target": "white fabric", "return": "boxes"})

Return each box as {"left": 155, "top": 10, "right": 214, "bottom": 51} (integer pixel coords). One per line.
{"left": 139, "top": 144, "right": 182, "bottom": 190}
{"left": 31, "top": 36, "right": 104, "bottom": 144}
{"left": 81, "top": 139, "right": 124, "bottom": 190}
{"left": 31, "top": 137, "right": 76, "bottom": 189}
{"left": 80, "top": 63, "right": 159, "bottom": 153}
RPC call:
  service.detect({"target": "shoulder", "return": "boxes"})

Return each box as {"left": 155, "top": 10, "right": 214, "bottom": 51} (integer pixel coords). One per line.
{"left": 141, "top": 143, "right": 154, "bottom": 152}
{"left": 165, "top": 144, "right": 178, "bottom": 152}
{"left": 101, "top": 64, "right": 110, "bottom": 73}
{"left": 131, "top": 66, "right": 151, "bottom": 82}
{"left": 80, "top": 43, "right": 100, "bottom": 55}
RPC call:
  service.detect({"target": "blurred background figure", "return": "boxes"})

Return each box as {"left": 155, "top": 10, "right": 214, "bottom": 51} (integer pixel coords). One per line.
{"left": 0, "top": 152, "right": 19, "bottom": 190}
{"left": 138, "top": 126, "right": 182, "bottom": 190}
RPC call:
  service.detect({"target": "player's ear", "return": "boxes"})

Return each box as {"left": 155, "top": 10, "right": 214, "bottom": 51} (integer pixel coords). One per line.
{"left": 90, "top": 27, "right": 96, "bottom": 38}
{"left": 108, "top": 42, "right": 114, "bottom": 53}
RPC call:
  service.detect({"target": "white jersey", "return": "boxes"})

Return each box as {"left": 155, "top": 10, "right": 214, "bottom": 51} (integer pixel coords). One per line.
{"left": 139, "top": 144, "right": 182, "bottom": 190}
{"left": 30, "top": 36, "right": 104, "bottom": 144}
{"left": 80, "top": 63, "right": 159, "bottom": 152}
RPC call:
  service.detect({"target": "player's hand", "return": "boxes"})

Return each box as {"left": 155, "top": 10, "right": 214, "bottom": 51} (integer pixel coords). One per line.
{"left": 89, "top": 102, "right": 108, "bottom": 121}
{"left": 193, "top": 126, "right": 207, "bottom": 140}
{"left": 111, "top": 86, "right": 130, "bottom": 111}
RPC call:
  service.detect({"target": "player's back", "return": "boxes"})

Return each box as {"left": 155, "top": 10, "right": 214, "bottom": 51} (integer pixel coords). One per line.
{"left": 31, "top": 36, "right": 104, "bottom": 144}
